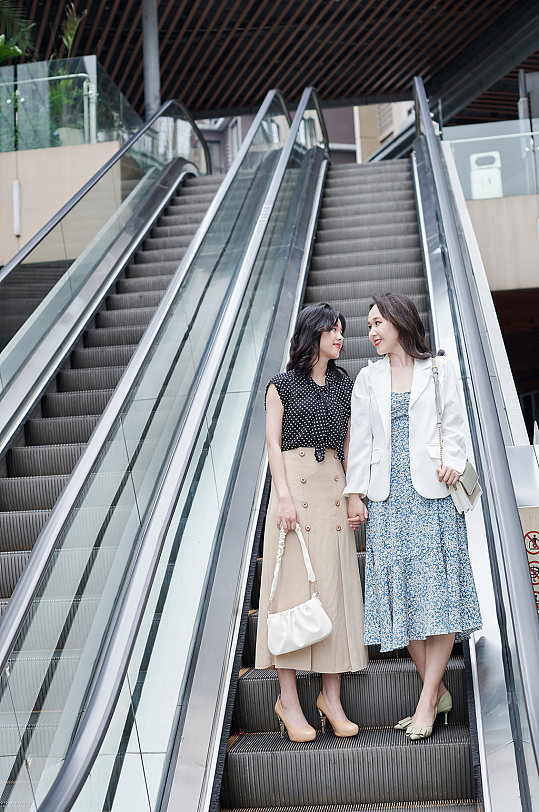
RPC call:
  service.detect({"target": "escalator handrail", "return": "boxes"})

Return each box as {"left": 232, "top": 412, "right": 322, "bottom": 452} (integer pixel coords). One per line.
{"left": 0, "top": 99, "right": 211, "bottom": 286}
{"left": 413, "top": 74, "right": 539, "bottom": 773}
{"left": 0, "top": 89, "right": 290, "bottom": 682}
{"left": 35, "top": 87, "right": 326, "bottom": 812}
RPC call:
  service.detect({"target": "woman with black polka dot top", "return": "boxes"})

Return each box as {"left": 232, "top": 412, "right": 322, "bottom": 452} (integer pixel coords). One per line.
{"left": 255, "top": 303, "right": 368, "bottom": 742}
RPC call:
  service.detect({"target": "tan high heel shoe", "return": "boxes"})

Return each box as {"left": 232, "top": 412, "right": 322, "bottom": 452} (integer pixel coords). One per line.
{"left": 274, "top": 696, "right": 316, "bottom": 742}
{"left": 316, "top": 692, "right": 359, "bottom": 737}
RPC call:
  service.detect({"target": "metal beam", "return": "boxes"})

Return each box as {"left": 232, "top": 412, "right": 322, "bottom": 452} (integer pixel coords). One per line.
{"left": 142, "top": 0, "right": 161, "bottom": 119}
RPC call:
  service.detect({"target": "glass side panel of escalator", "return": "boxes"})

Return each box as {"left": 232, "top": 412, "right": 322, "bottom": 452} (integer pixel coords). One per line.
{"left": 0, "top": 96, "right": 292, "bottom": 811}
{"left": 0, "top": 102, "right": 208, "bottom": 395}
{"left": 61, "top": 96, "right": 328, "bottom": 812}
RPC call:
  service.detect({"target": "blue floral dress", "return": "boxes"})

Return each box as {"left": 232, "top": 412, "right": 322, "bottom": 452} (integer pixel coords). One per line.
{"left": 364, "top": 391, "right": 482, "bottom": 652}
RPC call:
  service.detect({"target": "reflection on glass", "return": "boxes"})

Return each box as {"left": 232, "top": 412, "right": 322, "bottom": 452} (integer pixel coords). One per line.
{"left": 0, "top": 93, "right": 294, "bottom": 811}
{"left": 0, "top": 99, "right": 209, "bottom": 394}
{"left": 444, "top": 118, "right": 539, "bottom": 200}
{"left": 79, "top": 93, "right": 329, "bottom": 812}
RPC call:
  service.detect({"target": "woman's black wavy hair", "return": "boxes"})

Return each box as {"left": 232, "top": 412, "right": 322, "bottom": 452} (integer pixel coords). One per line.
{"left": 370, "top": 293, "right": 444, "bottom": 358}
{"left": 287, "top": 302, "right": 348, "bottom": 378}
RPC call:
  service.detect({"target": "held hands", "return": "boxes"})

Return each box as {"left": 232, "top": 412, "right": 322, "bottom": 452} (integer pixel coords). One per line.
{"left": 347, "top": 493, "right": 368, "bottom": 529}
{"left": 436, "top": 465, "right": 461, "bottom": 487}
{"left": 277, "top": 494, "right": 297, "bottom": 532}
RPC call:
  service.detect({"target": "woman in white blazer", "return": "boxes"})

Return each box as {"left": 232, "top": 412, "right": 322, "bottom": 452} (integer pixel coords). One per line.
{"left": 344, "top": 293, "right": 481, "bottom": 742}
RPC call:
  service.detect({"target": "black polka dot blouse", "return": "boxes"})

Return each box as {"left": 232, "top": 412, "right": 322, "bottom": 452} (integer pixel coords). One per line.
{"left": 266, "top": 369, "right": 353, "bottom": 463}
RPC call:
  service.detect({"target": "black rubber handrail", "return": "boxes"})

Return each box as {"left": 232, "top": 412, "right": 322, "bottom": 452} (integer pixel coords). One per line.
{"left": 413, "top": 74, "right": 539, "bottom": 775}
{"left": 34, "top": 88, "right": 322, "bottom": 812}
{"left": 0, "top": 99, "right": 211, "bottom": 285}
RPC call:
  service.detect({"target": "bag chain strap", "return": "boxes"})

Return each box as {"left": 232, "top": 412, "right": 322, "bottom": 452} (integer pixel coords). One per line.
{"left": 431, "top": 361, "right": 444, "bottom": 469}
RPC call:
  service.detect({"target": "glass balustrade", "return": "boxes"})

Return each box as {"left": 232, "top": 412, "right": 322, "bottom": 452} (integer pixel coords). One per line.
{"left": 62, "top": 93, "right": 327, "bottom": 812}
{"left": 0, "top": 93, "right": 291, "bottom": 811}
{"left": 0, "top": 100, "right": 208, "bottom": 395}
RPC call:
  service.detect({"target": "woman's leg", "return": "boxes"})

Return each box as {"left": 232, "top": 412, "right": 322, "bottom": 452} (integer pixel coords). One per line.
{"left": 277, "top": 668, "right": 310, "bottom": 727}
{"left": 407, "top": 639, "right": 448, "bottom": 703}
{"left": 321, "top": 673, "right": 352, "bottom": 722}
{"left": 411, "top": 633, "right": 455, "bottom": 727}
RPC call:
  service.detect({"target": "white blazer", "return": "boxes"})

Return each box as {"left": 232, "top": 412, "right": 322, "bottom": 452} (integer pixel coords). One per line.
{"left": 343, "top": 355, "right": 467, "bottom": 501}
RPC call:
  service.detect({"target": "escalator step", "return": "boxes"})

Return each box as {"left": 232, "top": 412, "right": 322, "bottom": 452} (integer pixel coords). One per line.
{"left": 221, "top": 803, "right": 479, "bottom": 811}
{"left": 233, "top": 657, "right": 466, "bottom": 733}
{"left": 321, "top": 189, "right": 415, "bottom": 207}
{"left": 324, "top": 177, "right": 412, "bottom": 193}
{"left": 314, "top": 221, "right": 418, "bottom": 243}
{"left": 0, "top": 510, "right": 50, "bottom": 550}
{"left": 117, "top": 274, "right": 174, "bottom": 294}
{"left": 96, "top": 306, "right": 155, "bottom": 328}
{"left": 158, "top": 210, "right": 216, "bottom": 227}
{"left": 151, "top": 222, "right": 201, "bottom": 239}
{"left": 309, "top": 249, "right": 423, "bottom": 271}
{"left": 132, "top": 247, "right": 187, "bottom": 266}
{"left": 221, "top": 726, "right": 473, "bottom": 808}
{"left": 142, "top": 235, "right": 196, "bottom": 252}
{"left": 308, "top": 263, "right": 424, "bottom": 286}
{"left": 58, "top": 366, "right": 125, "bottom": 391}
{"left": 26, "top": 415, "right": 100, "bottom": 445}
{"left": 319, "top": 200, "right": 417, "bottom": 218}
{"left": 42, "top": 390, "right": 114, "bottom": 418}
{"left": 71, "top": 345, "right": 137, "bottom": 369}
{"left": 0, "top": 550, "right": 30, "bottom": 596}
{"left": 105, "top": 290, "right": 167, "bottom": 310}
{"left": 0, "top": 475, "right": 69, "bottom": 511}
{"left": 305, "top": 276, "right": 426, "bottom": 300}
{"left": 8, "top": 444, "right": 85, "bottom": 477}
{"left": 85, "top": 323, "right": 148, "bottom": 346}
{"left": 328, "top": 161, "right": 410, "bottom": 176}
{"left": 317, "top": 210, "right": 418, "bottom": 230}
{"left": 313, "top": 234, "right": 420, "bottom": 255}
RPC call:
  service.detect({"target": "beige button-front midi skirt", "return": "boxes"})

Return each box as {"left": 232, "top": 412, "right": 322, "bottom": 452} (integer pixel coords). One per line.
{"left": 255, "top": 448, "right": 368, "bottom": 673}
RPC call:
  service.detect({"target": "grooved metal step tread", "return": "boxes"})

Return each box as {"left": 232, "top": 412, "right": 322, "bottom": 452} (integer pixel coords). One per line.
{"left": 313, "top": 235, "right": 420, "bottom": 255}
{"left": 96, "top": 306, "right": 155, "bottom": 328}
{"left": 310, "top": 249, "right": 423, "bottom": 272}
{"left": 8, "top": 444, "right": 85, "bottom": 477}
{"left": 84, "top": 324, "right": 147, "bottom": 347}
{"left": 222, "top": 726, "right": 472, "bottom": 808}
{"left": 233, "top": 656, "right": 466, "bottom": 732}
{"left": 142, "top": 235, "right": 194, "bottom": 251}
{"left": 319, "top": 201, "right": 417, "bottom": 218}
{"left": 0, "top": 475, "right": 69, "bottom": 511}
{"left": 317, "top": 211, "right": 418, "bottom": 230}
{"left": 26, "top": 415, "right": 100, "bottom": 445}
{"left": 324, "top": 177, "right": 413, "bottom": 192}
{"left": 306, "top": 277, "right": 426, "bottom": 301}
{"left": 222, "top": 802, "right": 479, "bottom": 811}
{"left": 42, "top": 389, "right": 114, "bottom": 418}
{"left": 150, "top": 223, "right": 201, "bottom": 239}
{"left": 132, "top": 246, "right": 187, "bottom": 265}
{"left": 58, "top": 366, "right": 125, "bottom": 391}
{"left": 0, "top": 510, "right": 50, "bottom": 550}
{"left": 71, "top": 345, "right": 137, "bottom": 369}
{"left": 314, "top": 223, "right": 418, "bottom": 243}
{"left": 321, "top": 190, "right": 415, "bottom": 208}
{"left": 117, "top": 273, "right": 173, "bottom": 295}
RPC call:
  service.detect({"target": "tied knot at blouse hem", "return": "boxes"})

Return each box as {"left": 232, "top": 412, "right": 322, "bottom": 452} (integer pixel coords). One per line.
{"left": 266, "top": 369, "right": 353, "bottom": 463}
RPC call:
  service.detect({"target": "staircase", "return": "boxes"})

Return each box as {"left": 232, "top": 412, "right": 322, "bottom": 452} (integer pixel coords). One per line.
{"left": 0, "top": 173, "right": 221, "bottom": 606}
{"left": 220, "top": 160, "right": 479, "bottom": 812}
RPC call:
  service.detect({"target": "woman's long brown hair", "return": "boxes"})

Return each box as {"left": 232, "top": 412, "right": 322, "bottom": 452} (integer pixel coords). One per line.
{"left": 370, "top": 293, "right": 444, "bottom": 358}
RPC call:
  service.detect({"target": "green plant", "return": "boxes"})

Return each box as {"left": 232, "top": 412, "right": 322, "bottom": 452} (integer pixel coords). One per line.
{"left": 48, "top": 3, "right": 87, "bottom": 137}
{"left": 0, "top": 0, "right": 34, "bottom": 65}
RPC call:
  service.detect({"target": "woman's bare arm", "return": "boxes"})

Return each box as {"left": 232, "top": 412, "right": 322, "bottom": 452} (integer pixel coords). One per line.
{"left": 266, "top": 383, "right": 297, "bottom": 531}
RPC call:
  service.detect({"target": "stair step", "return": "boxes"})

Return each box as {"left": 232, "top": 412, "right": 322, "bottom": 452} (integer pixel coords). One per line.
{"left": 314, "top": 221, "right": 418, "bottom": 243}
{"left": 8, "top": 444, "right": 85, "bottom": 477}
{"left": 233, "top": 657, "right": 466, "bottom": 733}
{"left": 26, "top": 415, "right": 100, "bottom": 445}
{"left": 309, "top": 248, "right": 423, "bottom": 271}
{"left": 321, "top": 189, "right": 415, "bottom": 208}
{"left": 105, "top": 290, "right": 165, "bottom": 310}
{"left": 221, "top": 803, "right": 478, "bottom": 812}
{"left": 305, "top": 277, "right": 427, "bottom": 303}
{"left": 58, "top": 366, "right": 125, "bottom": 391}
{"left": 308, "top": 263, "right": 424, "bottom": 286}
{"left": 150, "top": 222, "right": 200, "bottom": 239}
{"left": 313, "top": 235, "right": 419, "bottom": 256}
{"left": 0, "top": 551, "right": 31, "bottom": 596}
{"left": 221, "top": 726, "right": 473, "bottom": 808}
{"left": 96, "top": 306, "right": 156, "bottom": 328}
{"left": 0, "top": 475, "right": 68, "bottom": 511}
{"left": 42, "top": 389, "right": 114, "bottom": 418}
{"left": 116, "top": 273, "right": 173, "bottom": 294}
{"left": 323, "top": 177, "right": 412, "bottom": 193}
{"left": 70, "top": 345, "right": 137, "bottom": 369}
{"left": 0, "top": 510, "right": 51, "bottom": 551}
{"left": 142, "top": 235, "right": 195, "bottom": 251}
{"left": 317, "top": 210, "right": 418, "bottom": 230}
{"left": 85, "top": 323, "right": 147, "bottom": 347}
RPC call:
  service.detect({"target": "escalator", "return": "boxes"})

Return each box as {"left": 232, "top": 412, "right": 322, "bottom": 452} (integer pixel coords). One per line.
{"left": 0, "top": 81, "right": 536, "bottom": 812}
{"left": 221, "top": 159, "right": 477, "bottom": 812}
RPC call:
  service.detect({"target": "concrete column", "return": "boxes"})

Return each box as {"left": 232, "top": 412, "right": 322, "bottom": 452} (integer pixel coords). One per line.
{"left": 142, "top": 0, "right": 161, "bottom": 119}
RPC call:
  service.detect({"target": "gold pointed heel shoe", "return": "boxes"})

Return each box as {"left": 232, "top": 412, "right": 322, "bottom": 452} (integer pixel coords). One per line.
{"left": 394, "top": 715, "right": 413, "bottom": 730}
{"left": 316, "top": 692, "right": 359, "bottom": 737}
{"left": 274, "top": 696, "right": 316, "bottom": 742}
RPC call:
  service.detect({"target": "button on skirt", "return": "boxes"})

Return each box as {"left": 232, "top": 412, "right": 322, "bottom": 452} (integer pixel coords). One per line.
{"left": 255, "top": 448, "right": 368, "bottom": 673}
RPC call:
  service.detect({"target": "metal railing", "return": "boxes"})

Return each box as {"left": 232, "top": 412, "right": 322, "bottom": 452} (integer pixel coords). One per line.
{"left": 413, "top": 73, "right": 539, "bottom": 796}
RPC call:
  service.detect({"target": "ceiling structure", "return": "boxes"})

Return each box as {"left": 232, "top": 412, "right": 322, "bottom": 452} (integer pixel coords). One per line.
{"left": 13, "top": 0, "right": 539, "bottom": 122}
